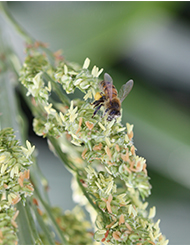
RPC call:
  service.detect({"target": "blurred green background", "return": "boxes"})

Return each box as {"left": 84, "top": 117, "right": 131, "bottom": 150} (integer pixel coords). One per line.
{"left": 1, "top": 2, "right": 190, "bottom": 244}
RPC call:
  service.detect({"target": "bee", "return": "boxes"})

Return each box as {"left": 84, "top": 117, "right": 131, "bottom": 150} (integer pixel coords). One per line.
{"left": 92, "top": 73, "right": 134, "bottom": 121}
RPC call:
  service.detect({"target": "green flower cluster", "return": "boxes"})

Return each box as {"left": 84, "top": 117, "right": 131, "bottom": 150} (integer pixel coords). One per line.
{"left": 20, "top": 53, "right": 50, "bottom": 102}
{"left": 40, "top": 206, "right": 94, "bottom": 245}
{"left": 83, "top": 167, "right": 163, "bottom": 244}
{"left": 55, "top": 57, "right": 103, "bottom": 95}
{"left": 19, "top": 48, "right": 168, "bottom": 245}
{"left": 0, "top": 128, "right": 34, "bottom": 244}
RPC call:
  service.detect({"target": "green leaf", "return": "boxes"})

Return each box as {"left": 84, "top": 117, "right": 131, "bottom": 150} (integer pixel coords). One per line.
{"left": 16, "top": 202, "right": 35, "bottom": 245}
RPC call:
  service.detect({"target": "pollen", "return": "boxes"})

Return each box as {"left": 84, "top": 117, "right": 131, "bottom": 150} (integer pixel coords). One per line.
{"left": 13, "top": 210, "right": 19, "bottom": 221}
{"left": 66, "top": 132, "right": 72, "bottom": 141}
{"left": 126, "top": 123, "right": 134, "bottom": 133}
{"left": 37, "top": 208, "right": 43, "bottom": 216}
{"left": 143, "top": 163, "right": 148, "bottom": 175}
{"left": 11, "top": 220, "right": 18, "bottom": 228}
{"left": 126, "top": 123, "right": 134, "bottom": 141}
{"left": 127, "top": 131, "right": 133, "bottom": 141}
{"left": 129, "top": 161, "right": 135, "bottom": 172}
{"left": 85, "top": 121, "right": 94, "bottom": 130}
{"left": 106, "top": 221, "right": 115, "bottom": 229}
{"left": 125, "top": 222, "right": 132, "bottom": 231}
{"left": 131, "top": 145, "right": 135, "bottom": 155}
{"left": 112, "top": 231, "right": 121, "bottom": 241}
{"left": 121, "top": 149, "right": 129, "bottom": 162}
{"left": 76, "top": 117, "right": 83, "bottom": 134}
{"left": 108, "top": 161, "right": 115, "bottom": 166}
{"left": 115, "top": 144, "right": 120, "bottom": 152}
{"left": 53, "top": 49, "right": 63, "bottom": 61}
{"left": 11, "top": 210, "right": 19, "bottom": 228}
{"left": 136, "top": 161, "right": 142, "bottom": 170}
{"left": 74, "top": 157, "right": 83, "bottom": 164}
{"left": 80, "top": 179, "right": 88, "bottom": 188}
{"left": 94, "top": 92, "right": 102, "bottom": 101}
{"left": 107, "top": 201, "right": 112, "bottom": 213}
{"left": 12, "top": 195, "right": 21, "bottom": 205}
{"left": 18, "top": 170, "right": 30, "bottom": 187}
{"left": 25, "top": 185, "right": 34, "bottom": 191}
{"left": 119, "top": 214, "right": 125, "bottom": 225}
{"left": 31, "top": 97, "right": 37, "bottom": 106}
{"left": 106, "top": 194, "right": 113, "bottom": 213}
{"left": 18, "top": 177, "right": 23, "bottom": 187}
{"left": 93, "top": 143, "right": 103, "bottom": 151}
{"left": 82, "top": 148, "right": 88, "bottom": 159}
{"left": 33, "top": 198, "right": 39, "bottom": 206}
{"left": 146, "top": 241, "right": 155, "bottom": 245}
{"left": 24, "top": 169, "right": 30, "bottom": 179}
{"left": 111, "top": 221, "right": 119, "bottom": 229}
{"left": 78, "top": 117, "right": 83, "bottom": 126}
{"left": 123, "top": 164, "right": 130, "bottom": 173}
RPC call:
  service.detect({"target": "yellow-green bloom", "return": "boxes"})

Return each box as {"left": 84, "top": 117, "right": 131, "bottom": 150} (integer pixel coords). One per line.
{"left": 19, "top": 49, "right": 168, "bottom": 245}
{"left": 0, "top": 128, "right": 34, "bottom": 244}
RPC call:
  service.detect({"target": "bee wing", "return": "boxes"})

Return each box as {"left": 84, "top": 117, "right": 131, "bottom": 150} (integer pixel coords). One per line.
{"left": 99, "top": 73, "right": 113, "bottom": 101}
{"left": 118, "top": 79, "right": 134, "bottom": 103}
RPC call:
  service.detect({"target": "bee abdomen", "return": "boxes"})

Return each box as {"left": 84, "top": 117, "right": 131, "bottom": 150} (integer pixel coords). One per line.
{"left": 111, "top": 98, "right": 121, "bottom": 109}
{"left": 101, "top": 81, "right": 118, "bottom": 99}
{"left": 112, "top": 89, "right": 118, "bottom": 97}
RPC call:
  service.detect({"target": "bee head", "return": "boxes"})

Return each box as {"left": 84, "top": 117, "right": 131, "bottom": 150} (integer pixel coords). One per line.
{"left": 107, "top": 109, "right": 121, "bottom": 121}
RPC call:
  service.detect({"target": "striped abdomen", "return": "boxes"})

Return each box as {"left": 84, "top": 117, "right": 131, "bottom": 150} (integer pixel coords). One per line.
{"left": 100, "top": 81, "right": 118, "bottom": 101}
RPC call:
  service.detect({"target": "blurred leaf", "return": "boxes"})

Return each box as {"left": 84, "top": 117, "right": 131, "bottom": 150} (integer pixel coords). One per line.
{"left": 0, "top": 26, "right": 40, "bottom": 245}
{"left": 7, "top": 2, "right": 181, "bottom": 65}
{"left": 110, "top": 70, "right": 190, "bottom": 189}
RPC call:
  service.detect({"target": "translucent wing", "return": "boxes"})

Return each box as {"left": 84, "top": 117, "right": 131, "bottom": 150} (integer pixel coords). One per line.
{"left": 118, "top": 79, "right": 134, "bottom": 103}
{"left": 99, "top": 73, "right": 113, "bottom": 101}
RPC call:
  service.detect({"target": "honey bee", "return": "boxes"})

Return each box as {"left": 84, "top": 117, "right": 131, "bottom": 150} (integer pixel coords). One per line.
{"left": 92, "top": 73, "right": 134, "bottom": 121}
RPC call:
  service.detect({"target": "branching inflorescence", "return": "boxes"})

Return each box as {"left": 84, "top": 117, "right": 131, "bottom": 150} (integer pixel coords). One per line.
{"left": 0, "top": 128, "right": 34, "bottom": 244}
{"left": 19, "top": 44, "right": 168, "bottom": 245}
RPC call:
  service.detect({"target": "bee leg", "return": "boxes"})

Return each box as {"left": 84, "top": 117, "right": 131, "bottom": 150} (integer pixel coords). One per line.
{"left": 102, "top": 108, "right": 110, "bottom": 118}
{"left": 91, "top": 100, "right": 100, "bottom": 107}
{"left": 91, "top": 97, "right": 104, "bottom": 107}
{"left": 92, "top": 104, "right": 103, "bottom": 118}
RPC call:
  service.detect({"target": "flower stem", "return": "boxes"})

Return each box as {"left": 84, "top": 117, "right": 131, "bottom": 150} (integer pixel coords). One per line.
{"left": 16, "top": 202, "right": 36, "bottom": 245}
{"left": 48, "top": 136, "right": 78, "bottom": 172}
{"left": 34, "top": 184, "right": 69, "bottom": 245}
{"left": 24, "top": 200, "right": 43, "bottom": 244}
{"left": 48, "top": 136, "right": 107, "bottom": 220}
{"left": 76, "top": 174, "right": 107, "bottom": 219}
{"left": 42, "top": 72, "right": 71, "bottom": 107}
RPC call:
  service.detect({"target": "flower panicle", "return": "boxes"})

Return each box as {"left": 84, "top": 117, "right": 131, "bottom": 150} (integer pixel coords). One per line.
{"left": 19, "top": 47, "right": 168, "bottom": 245}
{"left": 0, "top": 128, "right": 35, "bottom": 244}
{"left": 39, "top": 206, "right": 93, "bottom": 245}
